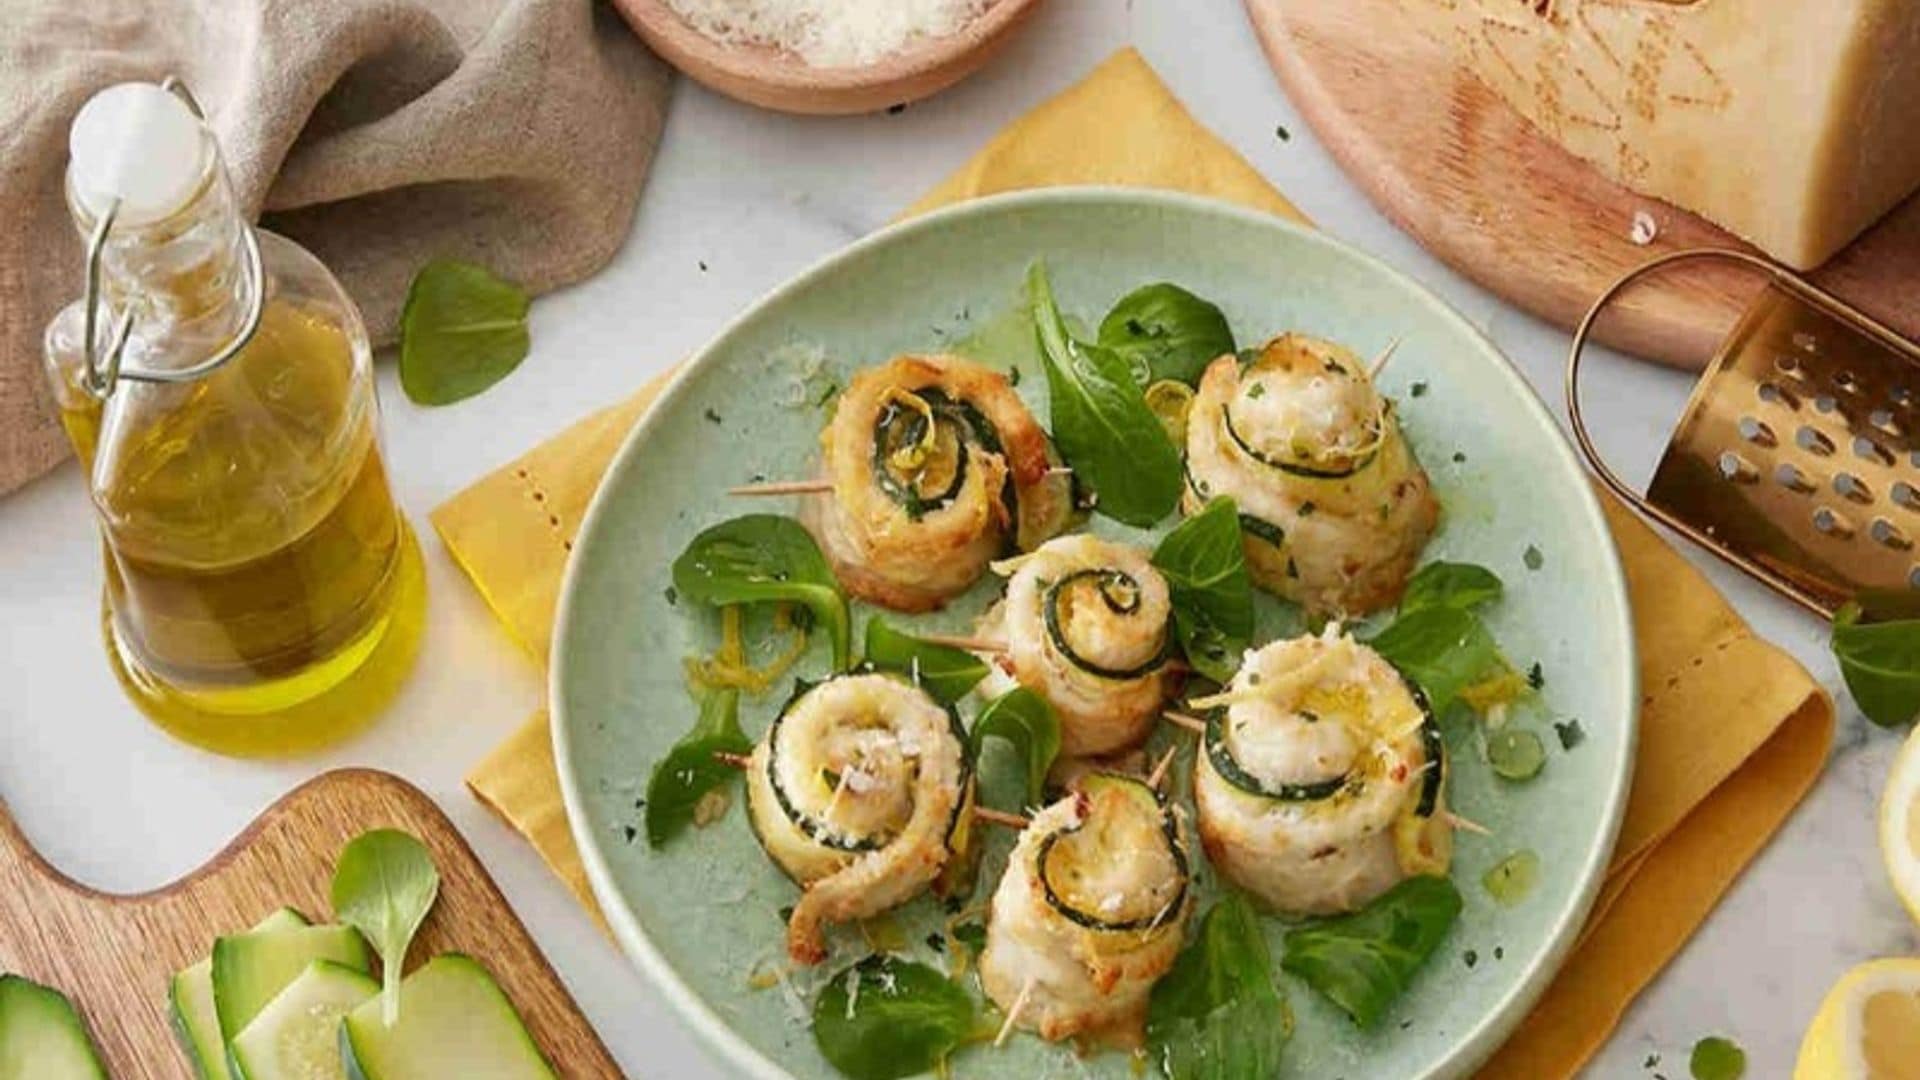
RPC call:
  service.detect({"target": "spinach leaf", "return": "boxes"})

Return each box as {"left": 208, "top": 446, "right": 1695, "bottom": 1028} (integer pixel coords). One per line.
{"left": 330, "top": 829, "right": 441, "bottom": 1025}
{"left": 1399, "top": 561, "right": 1504, "bottom": 615}
{"left": 1832, "top": 602, "right": 1920, "bottom": 727}
{"left": 644, "top": 689, "right": 750, "bottom": 846}
{"left": 399, "top": 259, "right": 531, "bottom": 405}
{"left": 813, "top": 955, "right": 973, "bottom": 1080}
{"left": 1280, "top": 875, "right": 1463, "bottom": 1029}
{"left": 1369, "top": 606, "right": 1500, "bottom": 710}
{"left": 1151, "top": 497, "right": 1255, "bottom": 684}
{"left": 1097, "top": 282, "right": 1236, "bottom": 387}
{"left": 1146, "top": 893, "right": 1289, "bottom": 1080}
{"left": 970, "top": 688, "right": 1061, "bottom": 808}
{"left": 863, "top": 619, "right": 989, "bottom": 705}
{"left": 671, "top": 514, "right": 850, "bottom": 669}
{"left": 1029, "top": 263, "right": 1184, "bottom": 528}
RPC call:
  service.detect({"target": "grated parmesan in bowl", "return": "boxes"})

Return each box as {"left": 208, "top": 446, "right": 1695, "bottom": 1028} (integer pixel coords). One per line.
{"left": 664, "top": 0, "right": 994, "bottom": 69}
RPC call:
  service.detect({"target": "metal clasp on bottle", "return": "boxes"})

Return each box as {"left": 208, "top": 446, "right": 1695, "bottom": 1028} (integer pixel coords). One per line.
{"left": 79, "top": 76, "right": 265, "bottom": 399}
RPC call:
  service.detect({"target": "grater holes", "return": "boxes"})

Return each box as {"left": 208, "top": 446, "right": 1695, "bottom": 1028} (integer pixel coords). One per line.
{"left": 1834, "top": 472, "right": 1874, "bottom": 504}
{"left": 1737, "top": 416, "right": 1776, "bottom": 447}
{"left": 1774, "top": 353, "right": 1805, "bottom": 379}
{"left": 1792, "top": 330, "right": 1819, "bottom": 353}
{"left": 1776, "top": 462, "right": 1816, "bottom": 493}
{"left": 1871, "top": 408, "right": 1902, "bottom": 438}
{"left": 1814, "top": 394, "right": 1839, "bottom": 415}
{"left": 1834, "top": 370, "right": 1862, "bottom": 395}
{"left": 1871, "top": 518, "right": 1911, "bottom": 551}
{"left": 1718, "top": 452, "right": 1759, "bottom": 483}
{"left": 1757, "top": 382, "right": 1800, "bottom": 410}
{"left": 1911, "top": 566, "right": 1920, "bottom": 590}
{"left": 1854, "top": 436, "right": 1895, "bottom": 467}
{"left": 1893, "top": 386, "right": 1914, "bottom": 409}
{"left": 1895, "top": 481, "right": 1920, "bottom": 511}
{"left": 1797, "top": 426, "right": 1836, "bottom": 456}
{"left": 1812, "top": 506, "right": 1854, "bottom": 538}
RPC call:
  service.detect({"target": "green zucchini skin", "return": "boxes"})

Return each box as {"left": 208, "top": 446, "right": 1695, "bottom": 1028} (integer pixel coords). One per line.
{"left": 1220, "top": 399, "right": 1381, "bottom": 480}
{"left": 1236, "top": 512, "right": 1286, "bottom": 549}
{"left": 1203, "top": 669, "right": 1442, "bottom": 814}
{"left": 869, "top": 389, "right": 1022, "bottom": 547}
{"left": 763, "top": 675, "right": 974, "bottom": 855}
{"left": 1039, "top": 569, "right": 1172, "bottom": 681}
{"left": 1035, "top": 774, "right": 1189, "bottom": 933}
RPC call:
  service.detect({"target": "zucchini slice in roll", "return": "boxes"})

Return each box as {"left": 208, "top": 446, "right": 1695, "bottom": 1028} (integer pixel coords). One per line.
{"left": 1193, "top": 627, "right": 1451, "bottom": 917}
{"left": 975, "top": 535, "right": 1180, "bottom": 758}
{"left": 979, "top": 774, "right": 1192, "bottom": 1044}
{"left": 744, "top": 673, "right": 974, "bottom": 964}
{"left": 1182, "top": 334, "right": 1439, "bottom": 616}
{"left": 804, "top": 355, "right": 1078, "bottom": 613}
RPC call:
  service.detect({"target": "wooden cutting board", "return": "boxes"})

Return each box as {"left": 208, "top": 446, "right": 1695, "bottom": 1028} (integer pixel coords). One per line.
{"left": 1244, "top": 0, "right": 1920, "bottom": 369}
{"left": 0, "top": 768, "right": 622, "bottom": 1079}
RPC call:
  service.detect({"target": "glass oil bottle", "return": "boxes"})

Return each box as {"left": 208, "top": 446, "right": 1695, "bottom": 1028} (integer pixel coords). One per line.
{"left": 42, "top": 80, "right": 426, "bottom": 756}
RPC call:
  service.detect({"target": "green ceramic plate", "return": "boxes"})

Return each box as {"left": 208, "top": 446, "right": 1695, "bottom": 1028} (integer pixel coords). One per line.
{"left": 553, "top": 188, "right": 1637, "bottom": 1079}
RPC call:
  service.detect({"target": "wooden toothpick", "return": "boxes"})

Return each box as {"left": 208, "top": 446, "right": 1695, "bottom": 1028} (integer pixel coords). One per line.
{"left": 1443, "top": 810, "right": 1491, "bottom": 836}
{"left": 972, "top": 806, "right": 1032, "bottom": 831}
{"left": 728, "top": 479, "right": 833, "bottom": 496}
{"left": 915, "top": 632, "right": 1008, "bottom": 654}
{"left": 1367, "top": 338, "right": 1403, "bottom": 381}
{"left": 994, "top": 978, "right": 1035, "bottom": 1048}
{"left": 1161, "top": 710, "right": 1208, "bottom": 735}
{"left": 1147, "top": 745, "right": 1179, "bottom": 790}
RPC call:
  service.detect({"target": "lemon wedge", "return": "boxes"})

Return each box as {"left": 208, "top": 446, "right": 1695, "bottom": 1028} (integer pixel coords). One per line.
{"left": 1884, "top": 724, "right": 1920, "bottom": 927}
{"left": 1794, "top": 958, "right": 1920, "bottom": 1079}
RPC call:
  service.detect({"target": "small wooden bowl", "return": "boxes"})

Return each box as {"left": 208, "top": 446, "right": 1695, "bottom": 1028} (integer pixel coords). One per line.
{"left": 611, "top": 0, "right": 1047, "bottom": 116}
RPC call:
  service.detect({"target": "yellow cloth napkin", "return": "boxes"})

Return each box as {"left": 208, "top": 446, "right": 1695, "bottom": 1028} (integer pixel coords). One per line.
{"left": 436, "top": 48, "right": 1835, "bottom": 1077}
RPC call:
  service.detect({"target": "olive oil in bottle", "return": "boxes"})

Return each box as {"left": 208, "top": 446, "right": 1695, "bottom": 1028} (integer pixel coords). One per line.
{"left": 43, "top": 81, "right": 425, "bottom": 756}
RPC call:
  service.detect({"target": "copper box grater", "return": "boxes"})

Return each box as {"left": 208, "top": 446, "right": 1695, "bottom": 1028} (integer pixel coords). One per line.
{"left": 1567, "top": 248, "right": 1920, "bottom": 618}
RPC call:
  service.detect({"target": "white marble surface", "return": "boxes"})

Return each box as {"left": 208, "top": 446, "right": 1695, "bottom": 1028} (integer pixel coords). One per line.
{"left": 1, "top": 2, "right": 1913, "bottom": 1076}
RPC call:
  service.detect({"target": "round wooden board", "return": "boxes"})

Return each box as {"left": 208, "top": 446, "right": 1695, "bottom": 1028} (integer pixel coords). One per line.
{"left": 1244, "top": 0, "right": 1920, "bottom": 369}
{"left": 611, "top": 0, "right": 1045, "bottom": 116}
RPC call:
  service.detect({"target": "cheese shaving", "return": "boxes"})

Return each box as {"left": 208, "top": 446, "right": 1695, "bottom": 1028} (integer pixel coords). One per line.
{"left": 665, "top": 0, "right": 992, "bottom": 69}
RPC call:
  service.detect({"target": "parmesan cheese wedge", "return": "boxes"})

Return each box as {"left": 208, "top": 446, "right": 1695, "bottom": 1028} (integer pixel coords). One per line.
{"left": 1402, "top": 0, "right": 1920, "bottom": 268}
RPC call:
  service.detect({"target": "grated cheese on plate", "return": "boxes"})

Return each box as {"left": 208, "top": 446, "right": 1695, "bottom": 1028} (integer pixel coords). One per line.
{"left": 666, "top": 0, "right": 992, "bottom": 69}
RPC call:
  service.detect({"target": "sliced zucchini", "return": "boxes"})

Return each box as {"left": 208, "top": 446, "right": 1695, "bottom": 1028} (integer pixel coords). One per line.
{"left": 0, "top": 975, "right": 107, "bottom": 1080}
{"left": 230, "top": 961, "right": 376, "bottom": 1080}
{"left": 340, "top": 955, "right": 556, "bottom": 1080}
{"left": 1041, "top": 569, "right": 1171, "bottom": 680}
{"left": 1204, "top": 709, "right": 1351, "bottom": 802}
{"left": 212, "top": 925, "right": 372, "bottom": 1047}
{"left": 1222, "top": 400, "right": 1381, "bottom": 479}
{"left": 171, "top": 907, "right": 309, "bottom": 1080}
{"left": 1037, "top": 773, "right": 1188, "bottom": 932}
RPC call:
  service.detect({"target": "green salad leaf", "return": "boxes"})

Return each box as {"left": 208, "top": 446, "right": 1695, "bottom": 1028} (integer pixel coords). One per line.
{"left": 1280, "top": 875, "right": 1463, "bottom": 1029}
{"left": 1151, "top": 496, "right": 1255, "bottom": 684}
{"left": 330, "top": 829, "right": 441, "bottom": 1025}
{"left": 812, "top": 955, "right": 973, "bottom": 1080}
{"left": 1029, "top": 263, "right": 1184, "bottom": 528}
{"left": 1399, "top": 561, "right": 1504, "bottom": 615}
{"left": 1832, "top": 601, "right": 1920, "bottom": 727}
{"left": 1097, "top": 282, "right": 1236, "bottom": 387}
{"left": 862, "top": 619, "right": 989, "bottom": 705}
{"left": 399, "top": 259, "right": 531, "bottom": 405}
{"left": 970, "top": 687, "right": 1061, "bottom": 808}
{"left": 671, "top": 514, "right": 850, "bottom": 669}
{"left": 1146, "top": 893, "right": 1289, "bottom": 1080}
{"left": 1369, "top": 606, "right": 1500, "bottom": 710}
{"left": 644, "top": 689, "right": 750, "bottom": 847}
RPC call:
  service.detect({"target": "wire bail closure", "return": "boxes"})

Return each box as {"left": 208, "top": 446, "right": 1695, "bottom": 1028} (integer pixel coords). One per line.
{"left": 1566, "top": 247, "right": 1920, "bottom": 618}
{"left": 79, "top": 75, "right": 265, "bottom": 400}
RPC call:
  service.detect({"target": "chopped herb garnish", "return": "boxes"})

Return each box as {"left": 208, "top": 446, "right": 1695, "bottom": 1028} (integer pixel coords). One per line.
{"left": 780, "top": 905, "right": 795, "bottom": 922}
{"left": 1523, "top": 544, "right": 1544, "bottom": 571}
{"left": 1410, "top": 381, "right": 1429, "bottom": 397}
{"left": 814, "top": 381, "right": 840, "bottom": 407}
{"left": 704, "top": 408, "right": 723, "bottom": 424}
{"left": 1298, "top": 501, "right": 1316, "bottom": 516}
{"left": 1276, "top": 123, "right": 1291, "bottom": 141}
{"left": 1527, "top": 661, "right": 1544, "bottom": 689}
{"left": 1007, "top": 366, "right": 1021, "bottom": 386}
{"left": 1646, "top": 1053, "right": 1661, "bottom": 1070}
{"left": 1493, "top": 946, "right": 1504, "bottom": 961}
{"left": 664, "top": 586, "right": 678, "bottom": 607}
{"left": 1554, "top": 719, "right": 1586, "bottom": 751}
{"left": 924, "top": 933, "right": 945, "bottom": 953}
{"left": 1452, "top": 451, "right": 1467, "bottom": 464}
{"left": 622, "top": 825, "right": 637, "bottom": 843}
{"left": 1463, "top": 949, "right": 1478, "bottom": 968}
{"left": 887, "top": 102, "right": 907, "bottom": 115}
{"left": 1247, "top": 382, "right": 1267, "bottom": 399}
{"left": 950, "top": 922, "right": 986, "bottom": 951}
{"left": 698, "top": 260, "right": 709, "bottom": 273}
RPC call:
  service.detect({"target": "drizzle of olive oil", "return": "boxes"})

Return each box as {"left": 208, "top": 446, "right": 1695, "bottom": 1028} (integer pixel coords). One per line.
{"left": 65, "top": 300, "right": 425, "bottom": 756}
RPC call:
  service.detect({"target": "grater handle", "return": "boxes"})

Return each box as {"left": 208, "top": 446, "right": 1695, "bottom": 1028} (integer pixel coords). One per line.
{"left": 1562, "top": 247, "right": 1920, "bottom": 619}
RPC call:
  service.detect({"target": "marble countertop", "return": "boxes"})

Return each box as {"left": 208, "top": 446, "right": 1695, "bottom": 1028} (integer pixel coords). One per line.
{"left": 2, "top": 2, "right": 1912, "bottom": 1076}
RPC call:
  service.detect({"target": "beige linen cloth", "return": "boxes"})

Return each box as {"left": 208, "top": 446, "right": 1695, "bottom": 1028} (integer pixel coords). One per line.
{"left": 0, "top": 0, "right": 669, "bottom": 495}
{"left": 439, "top": 50, "right": 1833, "bottom": 1078}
